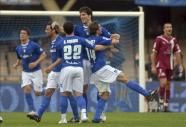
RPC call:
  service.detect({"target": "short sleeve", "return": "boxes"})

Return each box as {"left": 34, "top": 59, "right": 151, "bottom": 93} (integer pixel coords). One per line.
{"left": 152, "top": 37, "right": 160, "bottom": 53}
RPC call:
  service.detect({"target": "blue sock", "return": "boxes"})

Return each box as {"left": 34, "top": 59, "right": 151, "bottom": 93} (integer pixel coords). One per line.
{"left": 75, "top": 96, "right": 86, "bottom": 110}
{"left": 83, "top": 93, "right": 88, "bottom": 110}
{"left": 68, "top": 96, "right": 79, "bottom": 119}
{"left": 37, "top": 96, "right": 51, "bottom": 118}
{"left": 60, "top": 95, "right": 68, "bottom": 114}
{"left": 25, "top": 93, "right": 35, "bottom": 111}
{"left": 126, "top": 80, "right": 149, "bottom": 96}
{"left": 94, "top": 98, "right": 107, "bottom": 120}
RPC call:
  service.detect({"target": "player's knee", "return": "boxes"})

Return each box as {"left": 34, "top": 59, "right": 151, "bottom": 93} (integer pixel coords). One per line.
{"left": 159, "top": 78, "right": 168, "bottom": 87}
{"left": 117, "top": 72, "right": 128, "bottom": 83}
{"left": 23, "top": 85, "right": 32, "bottom": 93}
{"left": 45, "top": 89, "right": 55, "bottom": 97}
{"left": 100, "top": 91, "right": 110, "bottom": 100}
{"left": 35, "top": 91, "right": 41, "bottom": 96}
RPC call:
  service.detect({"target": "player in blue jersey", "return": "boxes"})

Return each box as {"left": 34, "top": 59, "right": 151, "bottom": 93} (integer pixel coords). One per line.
{"left": 74, "top": 6, "right": 120, "bottom": 121}
{"left": 87, "top": 22, "right": 158, "bottom": 123}
{"left": 56, "top": 21, "right": 117, "bottom": 123}
{"left": 13, "top": 27, "right": 46, "bottom": 115}
{"left": 27, "top": 21, "right": 79, "bottom": 123}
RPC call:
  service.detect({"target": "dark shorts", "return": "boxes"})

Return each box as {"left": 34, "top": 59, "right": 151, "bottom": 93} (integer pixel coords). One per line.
{"left": 157, "top": 68, "right": 172, "bottom": 80}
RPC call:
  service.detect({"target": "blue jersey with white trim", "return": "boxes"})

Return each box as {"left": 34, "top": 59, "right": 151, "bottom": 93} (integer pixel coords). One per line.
{"left": 16, "top": 41, "right": 44, "bottom": 72}
{"left": 50, "top": 35, "right": 63, "bottom": 72}
{"left": 86, "top": 35, "right": 112, "bottom": 73}
{"left": 74, "top": 23, "right": 111, "bottom": 60}
{"left": 57, "top": 35, "right": 95, "bottom": 68}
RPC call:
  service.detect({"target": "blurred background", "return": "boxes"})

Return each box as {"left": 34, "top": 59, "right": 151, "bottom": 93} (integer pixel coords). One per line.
{"left": 0, "top": 0, "right": 186, "bottom": 112}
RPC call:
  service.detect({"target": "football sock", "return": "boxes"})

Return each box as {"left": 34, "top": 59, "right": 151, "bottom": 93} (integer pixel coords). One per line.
{"left": 94, "top": 98, "right": 107, "bottom": 120}
{"left": 25, "top": 93, "right": 35, "bottom": 111}
{"left": 68, "top": 96, "right": 79, "bottom": 119}
{"left": 37, "top": 96, "right": 51, "bottom": 118}
{"left": 75, "top": 96, "right": 86, "bottom": 110}
{"left": 60, "top": 95, "right": 68, "bottom": 114}
{"left": 83, "top": 93, "right": 88, "bottom": 110}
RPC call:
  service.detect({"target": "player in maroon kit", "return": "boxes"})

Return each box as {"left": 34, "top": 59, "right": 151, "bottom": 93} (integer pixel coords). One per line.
{"left": 151, "top": 22, "right": 182, "bottom": 112}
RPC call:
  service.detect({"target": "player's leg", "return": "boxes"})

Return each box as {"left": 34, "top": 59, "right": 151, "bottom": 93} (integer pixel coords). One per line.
{"left": 58, "top": 91, "right": 69, "bottom": 124}
{"left": 157, "top": 68, "right": 169, "bottom": 112}
{"left": 73, "top": 67, "right": 88, "bottom": 122}
{"left": 58, "top": 67, "right": 73, "bottom": 124}
{"left": 92, "top": 81, "right": 110, "bottom": 123}
{"left": 21, "top": 71, "right": 35, "bottom": 112}
{"left": 82, "top": 60, "right": 91, "bottom": 112}
{"left": 158, "top": 77, "right": 167, "bottom": 111}
{"left": 68, "top": 94, "right": 80, "bottom": 122}
{"left": 164, "top": 81, "right": 170, "bottom": 112}
{"left": 117, "top": 72, "right": 158, "bottom": 100}
{"left": 36, "top": 71, "right": 59, "bottom": 119}
{"left": 32, "top": 70, "right": 44, "bottom": 96}
{"left": 164, "top": 69, "right": 173, "bottom": 112}
{"left": 27, "top": 71, "right": 56, "bottom": 122}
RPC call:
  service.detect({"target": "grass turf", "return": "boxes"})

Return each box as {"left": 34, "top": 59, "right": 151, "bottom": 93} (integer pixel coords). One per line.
{"left": 0, "top": 112, "right": 186, "bottom": 127}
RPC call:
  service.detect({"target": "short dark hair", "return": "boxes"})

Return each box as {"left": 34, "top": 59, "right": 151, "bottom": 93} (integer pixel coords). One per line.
{"left": 19, "top": 27, "right": 31, "bottom": 35}
{"left": 79, "top": 6, "right": 93, "bottom": 17}
{"left": 63, "top": 21, "right": 74, "bottom": 35}
{"left": 163, "top": 22, "right": 172, "bottom": 28}
{"left": 47, "top": 21, "right": 60, "bottom": 34}
{"left": 89, "top": 21, "right": 99, "bottom": 35}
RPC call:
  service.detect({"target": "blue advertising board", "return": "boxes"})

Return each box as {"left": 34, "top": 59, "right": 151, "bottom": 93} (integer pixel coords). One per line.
{"left": 0, "top": 81, "right": 186, "bottom": 112}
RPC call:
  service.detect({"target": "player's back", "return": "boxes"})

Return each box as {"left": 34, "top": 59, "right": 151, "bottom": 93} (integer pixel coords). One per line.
{"left": 59, "top": 35, "right": 85, "bottom": 68}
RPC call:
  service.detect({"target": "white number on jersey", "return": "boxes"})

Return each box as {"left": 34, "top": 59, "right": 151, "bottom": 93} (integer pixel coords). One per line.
{"left": 64, "top": 45, "right": 82, "bottom": 60}
{"left": 86, "top": 48, "right": 96, "bottom": 63}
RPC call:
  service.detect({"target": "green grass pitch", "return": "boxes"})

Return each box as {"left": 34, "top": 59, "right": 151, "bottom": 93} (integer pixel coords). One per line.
{"left": 0, "top": 112, "right": 186, "bottom": 127}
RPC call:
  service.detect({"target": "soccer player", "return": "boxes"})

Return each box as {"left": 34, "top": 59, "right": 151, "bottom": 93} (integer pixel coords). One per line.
{"left": 13, "top": 27, "right": 46, "bottom": 114}
{"left": 74, "top": 6, "right": 119, "bottom": 121}
{"left": 87, "top": 21, "right": 158, "bottom": 123}
{"left": 57, "top": 21, "right": 117, "bottom": 123}
{"left": 151, "top": 22, "right": 182, "bottom": 112}
{"left": 27, "top": 21, "right": 79, "bottom": 123}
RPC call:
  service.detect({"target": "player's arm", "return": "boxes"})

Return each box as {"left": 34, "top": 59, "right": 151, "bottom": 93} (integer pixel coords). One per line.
{"left": 44, "top": 58, "right": 61, "bottom": 73}
{"left": 151, "top": 51, "right": 157, "bottom": 74}
{"left": 96, "top": 37, "right": 119, "bottom": 51}
{"left": 13, "top": 48, "right": 21, "bottom": 69}
{"left": 13, "top": 59, "right": 21, "bottom": 69}
{"left": 45, "top": 44, "right": 62, "bottom": 73}
{"left": 29, "top": 52, "right": 47, "bottom": 69}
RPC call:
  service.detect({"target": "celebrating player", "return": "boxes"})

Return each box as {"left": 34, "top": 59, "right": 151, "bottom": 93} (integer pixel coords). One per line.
{"left": 87, "top": 22, "right": 158, "bottom": 123}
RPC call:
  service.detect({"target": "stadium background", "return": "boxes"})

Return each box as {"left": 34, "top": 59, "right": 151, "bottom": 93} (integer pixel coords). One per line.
{"left": 0, "top": 0, "right": 186, "bottom": 113}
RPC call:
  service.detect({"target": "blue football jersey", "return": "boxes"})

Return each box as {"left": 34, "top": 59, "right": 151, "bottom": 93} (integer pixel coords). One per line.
{"left": 74, "top": 23, "right": 111, "bottom": 60}
{"left": 15, "top": 40, "right": 44, "bottom": 72}
{"left": 50, "top": 35, "right": 63, "bottom": 72}
{"left": 86, "top": 36, "right": 112, "bottom": 73}
{"left": 57, "top": 35, "right": 95, "bottom": 68}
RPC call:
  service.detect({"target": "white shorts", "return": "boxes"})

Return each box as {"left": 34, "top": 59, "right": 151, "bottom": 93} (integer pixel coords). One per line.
{"left": 83, "top": 60, "right": 92, "bottom": 85}
{"left": 91, "top": 65, "right": 121, "bottom": 93}
{"left": 59, "top": 66, "right": 84, "bottom": 93}
{"left": 45, "top": 71, "right": 60, "bottom": 89}
{"left": 21, "top": 70, "right": 43, "bottom": 92}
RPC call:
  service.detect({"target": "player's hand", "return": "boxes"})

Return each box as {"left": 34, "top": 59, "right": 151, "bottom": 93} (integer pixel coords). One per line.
{"left": 151, "top": 66, "right": 157, "bottom": 74}
{"left": 44, "top": 66, "right": 52, "bottom": 73}
{"left": 29, "top": 62, "right": 37, "bottom": 69}
{"left": 13, "top": 63, "right": 18, "bottom": 69}
{"left": 111, "top": 34, "right": 120, "bottom": 40}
